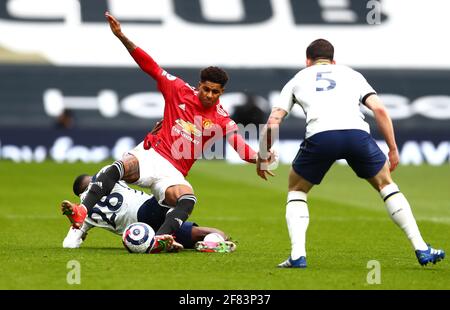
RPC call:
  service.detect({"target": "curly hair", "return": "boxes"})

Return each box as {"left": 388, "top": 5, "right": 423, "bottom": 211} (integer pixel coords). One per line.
{"left": 200, "top": 66, "right": 229, "bottom": 87}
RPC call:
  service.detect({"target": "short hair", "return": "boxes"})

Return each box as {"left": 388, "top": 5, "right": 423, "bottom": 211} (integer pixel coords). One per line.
{"left": 200, "top": 66, "right": 229, "bottom": 87}
{"left": 306, "top": 39, "right": 334, "bottom": 61}
{"left": 73, "top": 174, "right": 89, "bottom": 196}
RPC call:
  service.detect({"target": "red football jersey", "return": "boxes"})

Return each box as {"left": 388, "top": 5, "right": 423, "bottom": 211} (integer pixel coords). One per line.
{"left": 132, "top": 47, "right": 238, "bottom": 176}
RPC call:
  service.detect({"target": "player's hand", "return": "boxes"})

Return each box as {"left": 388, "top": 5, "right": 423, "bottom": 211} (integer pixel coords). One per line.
{"left": 105, "top": 11, "right": 122, "bottom": 37}
{"left": 256, "top": 152, "right": 275, "bottom": 181}
{"left": 388, "top": 149, "right": 399, "bottom": 172}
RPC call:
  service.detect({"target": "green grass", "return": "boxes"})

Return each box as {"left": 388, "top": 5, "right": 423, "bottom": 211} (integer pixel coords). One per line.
{"left": 0, "top": 161, "right": 449, "bottom": 289}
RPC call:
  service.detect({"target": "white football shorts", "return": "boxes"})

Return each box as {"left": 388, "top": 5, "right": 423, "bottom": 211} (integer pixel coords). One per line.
{"left": 127, "top": 142, "right": 192, "bottom": 206}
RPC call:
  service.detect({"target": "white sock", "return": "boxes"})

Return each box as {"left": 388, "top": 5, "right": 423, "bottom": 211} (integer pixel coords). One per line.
{"left": 380, "top": 183, "right": 428, "bottom": 251}
{"left": 286, "top": 191, "right": 309, "bottom": 259}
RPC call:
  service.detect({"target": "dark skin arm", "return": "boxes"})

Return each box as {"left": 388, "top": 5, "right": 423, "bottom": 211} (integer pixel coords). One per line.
{"left": 105, "top": 11, "right": 136, "bottom": 53}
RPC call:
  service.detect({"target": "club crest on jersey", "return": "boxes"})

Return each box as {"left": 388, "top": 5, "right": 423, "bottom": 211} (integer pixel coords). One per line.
{"left": 202, "top": 119, "right": 214, "bottom": 129}
{"left": 175, "top": 119, "right": 202, "bottom": 137}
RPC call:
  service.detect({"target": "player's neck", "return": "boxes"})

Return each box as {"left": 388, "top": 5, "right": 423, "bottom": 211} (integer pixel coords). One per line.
{"left": 313, "top": 59, "right": 332, "bottom": 65}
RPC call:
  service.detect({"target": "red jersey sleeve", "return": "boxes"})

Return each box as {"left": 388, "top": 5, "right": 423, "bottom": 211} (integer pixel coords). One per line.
{"left": 217, "top": 106, "right": 255, "bottom": 163}
{"left": 224, "top": 118, "right": 238, "bottom": 135}
{"left": 226, "top": 132, "right": 257, "bottom": 163}
{"left": 131, "top": 47, "right": 185, "bottom": 97}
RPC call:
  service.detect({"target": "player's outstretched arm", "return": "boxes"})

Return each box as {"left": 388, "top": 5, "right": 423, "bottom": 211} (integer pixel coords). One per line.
{"left": 256, "top": 108, "right": 287, "bottom": 180}
{"left": 226, "top": 132, "right": 257, "bottom": 164}
{"left": 365, "top": 94, "right": 399, "bottom": 171}
{"left": 105, "top": 11, "right": 163, "bottom": 80}
{"left": 105, "top": 11, "right": 136, "bottom": 53}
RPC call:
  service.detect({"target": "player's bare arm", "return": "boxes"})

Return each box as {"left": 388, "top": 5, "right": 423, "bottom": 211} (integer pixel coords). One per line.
{"left": 365, "top": 94, "right": 399, "bottom": 171}
{"left": 256, "top": 108, "right": 287, "bottom": 180}
{"left": 105, "top": 11, "right": 137, "bottom": 53}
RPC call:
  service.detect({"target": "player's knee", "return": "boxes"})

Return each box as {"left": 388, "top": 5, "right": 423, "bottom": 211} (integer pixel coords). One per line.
{"left": 288, "top": 170, "right": 313, "bottom": 192}
{"left": 121, "top": 155, "right": 140, "bottom": 183}
{"left": 368, "top": 169, "right": 393, "bottom": 192}
{"left": 165, "top": 185, "right": 194, "bottom": 206}
{"left": 370, "top": 163, "right": 393, "bottom": 190}
{"left": 372, "top": 176, "right": 393, "bottom": 192}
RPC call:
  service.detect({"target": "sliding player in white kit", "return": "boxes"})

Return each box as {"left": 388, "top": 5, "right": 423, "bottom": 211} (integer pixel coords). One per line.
{"left": 62, "top": 170, "right": 236, "bottom": 253}
{"left": 257, "top": 39, "right": 445, "bottom": 268}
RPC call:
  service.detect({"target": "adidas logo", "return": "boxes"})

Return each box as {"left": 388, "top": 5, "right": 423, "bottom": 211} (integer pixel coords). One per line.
{"left": 178, "top": 104, "right": 186, "bottom": 111}
{"left": 93, "top": 181, "right": 103, "bottom": 189}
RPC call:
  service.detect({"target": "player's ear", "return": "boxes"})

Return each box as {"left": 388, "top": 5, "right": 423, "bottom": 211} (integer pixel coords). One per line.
{"left": 306, "top": 58, "right": 312, "bottom": 67}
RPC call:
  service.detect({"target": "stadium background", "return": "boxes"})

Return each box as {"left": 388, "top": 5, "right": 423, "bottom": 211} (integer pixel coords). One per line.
{"left": 1, "top": 0, "right": 449, "bottom": 165}
{"left": 0, "top": 0, "right": 449, "bottom": 291}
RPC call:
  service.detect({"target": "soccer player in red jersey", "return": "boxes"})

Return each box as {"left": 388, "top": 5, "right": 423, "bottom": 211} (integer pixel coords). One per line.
{"left": 66, "top": 12, "right": 266, "bottom": 240}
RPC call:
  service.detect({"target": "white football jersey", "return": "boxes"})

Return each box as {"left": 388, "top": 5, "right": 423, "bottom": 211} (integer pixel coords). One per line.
{"left": 80, "top": 180, "right": 152, "bottom": 235}
{"left": 275, "top": 64, "right": 376, "bottom": 138}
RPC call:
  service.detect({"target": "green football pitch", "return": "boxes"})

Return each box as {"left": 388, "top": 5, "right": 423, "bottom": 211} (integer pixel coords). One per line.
{"left": 0, "top": 161, "right": 448, "bottom": 289}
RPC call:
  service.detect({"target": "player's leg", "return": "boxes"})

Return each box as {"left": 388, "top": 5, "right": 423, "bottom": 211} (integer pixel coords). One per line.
{"left": 81, "top": 154, "right": 137, "bottom": 211}
{"left": 191, "top": 226, "right": 228, "bottom": 242}
{"left": 82, "top": 140, "right": 157, "bottom": 217}
{"left": 172, "top": 222, "right": 223, "bottom": 248}
{"left": 347, "top": 132, "right": 428, "bottom": 250}
{"left": 279, "top": 134, "right": 335, "bottom": 268}
{"left": 136, "top": 196, "right": 185, "bottom": 253}
{"left": 346, "top": 131, "right": 444, "bottom": 265}
{"left": 278, "top": 168, "right": 314, "bottom": 268}
{"left": 367, "top": 163, "right": 445, "bottom": 265}
{"left": 155, "top": 184, "right": 196, "bottom": 235}
{"left": 143, "top": 149, "right": 197, "bottom": 236}
{"left": 61, "top": 199, "right": 87, "bottom": 229}
{"left": 367, "top": 162, "right": 427, "bottom": 250}
{"left": 188, "top": 225, "right": 237, "bottom": 253}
